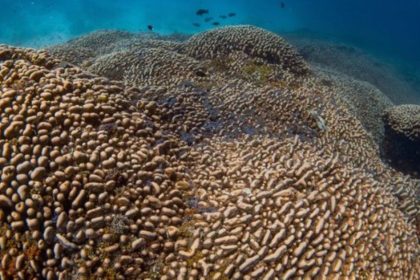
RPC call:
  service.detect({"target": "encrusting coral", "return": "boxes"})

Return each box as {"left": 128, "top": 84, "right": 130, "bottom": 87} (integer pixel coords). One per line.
{"left": 0, "top": 25, "right": 419, "bottom": 279}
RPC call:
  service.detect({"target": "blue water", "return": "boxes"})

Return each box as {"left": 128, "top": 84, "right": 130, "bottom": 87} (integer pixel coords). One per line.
{"left": 1, "top": 0, "right": 419, "bottom": 72}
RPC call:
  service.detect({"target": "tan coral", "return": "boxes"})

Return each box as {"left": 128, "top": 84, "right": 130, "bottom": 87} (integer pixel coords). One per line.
{"left": 180, "top": 25, "right": 310, "bottom": 75}
{"left": 0, "top": 45, "right": 190, "bottom": 279}
{"left": 384, "top": 104, "right": 420, "bottom": 141}
{"left": 382, "top": 104, "right": 420, "bottom": 177}
{"left": 0, "top": 25, "right": 419, "bottom": 279}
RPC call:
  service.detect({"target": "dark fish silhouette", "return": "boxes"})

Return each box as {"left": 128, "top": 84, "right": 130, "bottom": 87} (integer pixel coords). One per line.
{"left": 204, "top": 17, "right": 213, "bottom": 22}
{"left": 196, "top": 9, "right": 209, "bottom": 16}
{"left": 212, "top": 22, "right": 220, "bottom": 26}
{"left": 220, "top": 15, "right": 227, "bottom": 19}
{"left": 281, "top": 2, "right": 285, "bottom": 8}
{"left": 228, "top": 12, "right": 236, "bottom": 17}
{"left": 193, "top": 23, "right": 201, "bottom": 27}
{"left": 147, "top": 25, "right": 153, "bottom": 31}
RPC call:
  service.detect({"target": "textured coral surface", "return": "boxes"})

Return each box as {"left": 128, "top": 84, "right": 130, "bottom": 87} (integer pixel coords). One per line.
{"left": 383, "top": 105, "right": 420, "bottom": 177}
{"left": 0, "top": 26, "right": 419, "bottom": 279}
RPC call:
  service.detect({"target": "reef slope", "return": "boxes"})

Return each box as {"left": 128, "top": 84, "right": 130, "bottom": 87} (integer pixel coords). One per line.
{"left": 0, "top": 26, "right": 418, "bottom": 279}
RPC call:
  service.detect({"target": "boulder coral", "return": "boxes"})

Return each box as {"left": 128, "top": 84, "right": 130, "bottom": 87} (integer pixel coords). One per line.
{"left": 0, "top": 25, "right": 419, "bottom": 280}
{"left": 383, "top": 104, "right": 420, "bottom": 177}
{"left": 178, "top": 25, "right": 310, "bottom": 75}
{"left": 47, "top": 26, "right": 418, "bottom": 222}
{"left": 0, "top": 46, "right": 191, "bottom": 279}
{"left": 384, "top": 104, "right": 420, "bottom": 142}
{"left": 314, "top": 65, "right": 394, "bottom": 146}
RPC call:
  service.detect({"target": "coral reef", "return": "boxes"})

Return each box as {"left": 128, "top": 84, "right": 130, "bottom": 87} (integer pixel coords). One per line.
{"left": 288, "top": 35, "right": 420, "bottom": 104}
{"left": 384, "top": 104, "right": 420, "bottom": 141}
{"left": 0, "top": 25, "right": 419, "bottom": 279}
{"left": 47, "top": 30, "right": 134, "bottom": 65}
{"left": 179, "top": 25, "right": 310, "bottom": 75}
{"left": 0, "top": 45, "right": 191, "bottom": 279}
{"left": 88, "top": 48, "right": 203, "bottom": 87}
{"left": 47, "top": 30, "right": 183, "bottom": 67}
{"left": 314, "top": 65, "right": 394, "bottom": 146}
{"left": 383, "top": 104, "right": 420, "bottom": 177}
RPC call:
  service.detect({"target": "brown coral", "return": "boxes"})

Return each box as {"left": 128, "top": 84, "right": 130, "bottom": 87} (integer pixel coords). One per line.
{"left": 165, "top": 136, "right": 419, "bottom": 279}
{"left": 0, "top": 45, "right": 191, "bottom": 279}
{"left": 384, "top": 104, "right": 420, "bottom": 141}
{"left": 180, "top": 25, "right": 310, "bottom": 75}
{"left": 87, "top": 47, "right": 204, "bottom": 87}
{"left": 46, "top": 25, "right": 419, "bottom": 226}
{"left": 47, "top": 30, "right": 182, "bottom": 67}
{"left": 0, "top": 25, "right": 419, "bottom": 279}
{"left": 383, "top": 104, "right": 420, "bottom": 177}
{"left": 313, "top": 65, "right": 394, "bottom": 146}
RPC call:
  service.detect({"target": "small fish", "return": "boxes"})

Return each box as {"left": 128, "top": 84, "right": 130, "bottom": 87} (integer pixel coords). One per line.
{"left": 147, "top": 25, "right": 153, "bottom": 31}
{"left": 212, "top": 22, "right": 220, "bottom": 26}
{"left": 280, "top": 2, "right": 285, "bottom": 8}
{"left": 228, "top": 12, "right": 236, "bottom": 17}
{"left": 220, "top": 15, "right": 227, "bottom": 19}
{"left": 196, "top": 9, "right": 209, "bottom": 16}
{"left": 204, "top": 17, "right": 213, "bottom": 22}
{"left": 193, "top": 23, "right": 201, "bottom": 27}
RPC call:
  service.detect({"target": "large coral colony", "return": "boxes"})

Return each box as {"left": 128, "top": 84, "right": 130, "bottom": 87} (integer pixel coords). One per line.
{"left": 0, "top": 25, "right": 418, "bottom": 279}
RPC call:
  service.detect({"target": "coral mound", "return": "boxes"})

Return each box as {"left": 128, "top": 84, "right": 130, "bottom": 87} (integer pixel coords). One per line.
{"left": 383, "top": 104, "right": 420, "bottom": 176}
{"left": 0, "top": 45, "right": 191, "bottom": 279}
{"left": 47, "top": 30, "right": 182, "bottom": 67}
{"left": 87, "top": 48, "right": 203, "bottom": 87}
{"left": 314, "top": 66, "right": 393, "bottom": 146}
{"left": 0, "top": 25, "right": 419, "bottom": 280}
{"left": 47, "top": 31, "right": 134, "bottom": 65}
{"left": 180, "top": 25, "right": 310, "bottom": 75}
{"left": 384, "top": 104, "right": 420, "bottom": 141}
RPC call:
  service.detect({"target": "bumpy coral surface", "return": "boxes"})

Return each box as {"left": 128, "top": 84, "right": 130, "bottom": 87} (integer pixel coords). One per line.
{"left": 0, "top": 25, "right": 419, "bottom": 280}
{"left": 314, "top": 66, "right": 394, "bottom": 146}
{"left": 178, "top": 25, "right": 310, "bottom": 75}
{"left": 384, "top": 105, "right": 420, "bottom": 141}
{"left": 383, "top": 104, "right": 420, "bottom": 177}
{"left": 47, "top": 30, "right": 182, "bottom": 68}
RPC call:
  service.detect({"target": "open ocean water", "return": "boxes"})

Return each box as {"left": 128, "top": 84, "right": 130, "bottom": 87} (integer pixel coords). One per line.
{"left": 0, "top": 1, "right": 419, "bottom": 279}
{"left": 1, "top": 0, "right": 420, "bottom": 67}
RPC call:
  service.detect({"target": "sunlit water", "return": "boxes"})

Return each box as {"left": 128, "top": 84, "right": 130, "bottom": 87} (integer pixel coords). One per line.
{"left": 1, "top": 0, "right": 420, "bottom": 98}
